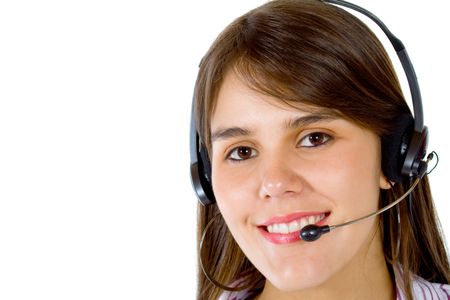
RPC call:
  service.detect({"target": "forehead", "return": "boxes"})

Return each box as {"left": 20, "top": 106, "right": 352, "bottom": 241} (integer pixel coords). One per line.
{"left": 212, "top": 70, "right": 339, "bottom": 128}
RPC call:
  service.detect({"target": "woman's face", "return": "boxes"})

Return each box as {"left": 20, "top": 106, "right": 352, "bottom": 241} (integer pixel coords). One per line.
{"left": 210, "top": 71, "right": 391, "bottom": 292}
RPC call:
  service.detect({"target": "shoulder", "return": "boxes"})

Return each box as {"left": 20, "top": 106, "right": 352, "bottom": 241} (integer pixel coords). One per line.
{"left": 218, "top": 287, "right": 262, "bottom": 300}
{"left": 394, "top": 264, "right": 450, "bottom": 300}
{"left": 218, "top": 290, "right": 250, "bottom": 300}
{"left": 410, "top": 277, "right": 450, "bottom": 299}
{"left": 403, "top": 277, "right": 450, "bottom": 300}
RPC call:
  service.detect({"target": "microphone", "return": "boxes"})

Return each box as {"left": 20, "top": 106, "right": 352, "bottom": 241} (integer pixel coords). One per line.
{"left": 300, "top": 153, "right": 436, "bottom": 242}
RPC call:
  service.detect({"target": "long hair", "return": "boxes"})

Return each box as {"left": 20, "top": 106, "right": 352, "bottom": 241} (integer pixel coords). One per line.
{"left": 193, "top": 1, "right": 450, "bottom": 299}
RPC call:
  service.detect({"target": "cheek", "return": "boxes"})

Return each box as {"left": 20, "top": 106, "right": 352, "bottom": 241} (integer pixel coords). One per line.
{"left": 211, "top": 166, "right": 262, "bottom": 261}
{"left": 318, "top": 140, "right": 382, "bottom": 208}
{"left": 211, "top": 163, "right": 255, "bottom": 228}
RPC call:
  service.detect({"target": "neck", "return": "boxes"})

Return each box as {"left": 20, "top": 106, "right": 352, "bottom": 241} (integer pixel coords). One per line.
{"left": 257, "top": 231, "right": 395, "bottom": 300}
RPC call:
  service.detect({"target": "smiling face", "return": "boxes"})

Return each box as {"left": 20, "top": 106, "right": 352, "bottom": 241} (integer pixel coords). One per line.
{"left": 210, "top": 71, "right": 391, "bottom": 293}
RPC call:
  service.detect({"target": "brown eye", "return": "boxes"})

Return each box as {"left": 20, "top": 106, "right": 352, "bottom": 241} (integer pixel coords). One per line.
{"left": 299, "top": 132, "right": 332, "bottom": 147}
{"left": 228, "top": 146, "right": 257, "bottom": 161}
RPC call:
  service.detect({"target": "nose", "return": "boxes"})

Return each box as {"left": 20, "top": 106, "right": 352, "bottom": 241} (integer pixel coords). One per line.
{"left": 258, "top": 154, "right": 304, "bottom": 200}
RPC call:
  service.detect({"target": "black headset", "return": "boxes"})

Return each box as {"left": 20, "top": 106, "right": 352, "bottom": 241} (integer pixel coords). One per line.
{"left": 190, "top": 0, "right": 429, "bottom": 206}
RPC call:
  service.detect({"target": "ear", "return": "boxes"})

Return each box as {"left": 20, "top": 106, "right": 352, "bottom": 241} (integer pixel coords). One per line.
{"left": 379, "top": 173, "right": 393, "bottom": 190}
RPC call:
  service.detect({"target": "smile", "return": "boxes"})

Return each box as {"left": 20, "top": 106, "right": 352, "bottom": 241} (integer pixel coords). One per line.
{"left": 258, "top": 212, "right": 330, "bottom": 244}
{"left": 267, "top": 213, "right": 326, "bottom": 234}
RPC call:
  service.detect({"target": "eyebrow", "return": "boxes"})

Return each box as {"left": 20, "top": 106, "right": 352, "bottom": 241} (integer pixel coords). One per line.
{"left": 211, "top": 127, "right": 251, "bottom": 142}
{"left": 211, "top": 112, "right": 339, "bottom": 142}
{"left": 286, "top": 112, "right": 339, "bottom": 130}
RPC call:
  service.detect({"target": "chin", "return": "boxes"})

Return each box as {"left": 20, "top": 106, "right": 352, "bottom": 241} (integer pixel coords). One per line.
{"left": 268, "top": 275, "right": 330, "bottom": 292}
{"left": 263, "top": 262, "right": 332, "bottom": 292}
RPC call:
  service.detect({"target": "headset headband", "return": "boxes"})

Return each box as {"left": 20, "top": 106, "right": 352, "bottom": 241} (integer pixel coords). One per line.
{"left": 322, "top": 0, "right": 424, "bottom": 131}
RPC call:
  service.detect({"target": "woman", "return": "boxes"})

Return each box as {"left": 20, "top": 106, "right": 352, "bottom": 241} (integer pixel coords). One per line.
{"left": 190, "top": 0, "right": 450, "bottom": 299}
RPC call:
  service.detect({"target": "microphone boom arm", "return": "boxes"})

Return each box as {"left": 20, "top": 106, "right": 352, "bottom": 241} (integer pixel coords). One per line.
{"left": 329, "top": 178, "right": 420, "bottom": 231}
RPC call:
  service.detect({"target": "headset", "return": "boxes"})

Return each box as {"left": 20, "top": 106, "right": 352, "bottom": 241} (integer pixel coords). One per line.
{"left": 190, "top": 0, "right": 429, "bottom": 206}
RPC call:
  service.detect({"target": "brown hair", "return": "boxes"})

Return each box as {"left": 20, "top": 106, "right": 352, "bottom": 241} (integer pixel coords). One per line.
{"left": 193, "top": 1, "right": 450, "bottom": 299}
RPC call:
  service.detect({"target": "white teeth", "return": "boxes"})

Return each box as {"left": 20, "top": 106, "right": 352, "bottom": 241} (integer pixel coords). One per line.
{"left": 279, "top": 224, "right": 289, "bottom": 234}
{"left": 288, "top": 221, "right": 298, "bottom": 232}
{"left": 300, "top": 218, "right": 308, "bottom": 230}
{"left": 266, "top": 213, "right": 325, "bottom": 234}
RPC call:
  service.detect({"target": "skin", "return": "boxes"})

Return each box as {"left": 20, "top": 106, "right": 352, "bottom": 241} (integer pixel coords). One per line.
{"left": 210, "top": 70, "right": 394, "bottom": 299}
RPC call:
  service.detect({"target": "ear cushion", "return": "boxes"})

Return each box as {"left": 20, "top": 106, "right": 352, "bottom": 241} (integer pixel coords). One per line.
{"left": 381, "top": 114, "right": 414, "bottom": 183}
{"left": 199, "top": 146, "right": 212, "bottom": 184}
{"left": 197, "top": 145, "right": 215, "bottom": 204}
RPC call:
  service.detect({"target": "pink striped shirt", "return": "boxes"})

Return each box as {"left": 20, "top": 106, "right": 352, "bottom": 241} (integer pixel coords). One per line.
{"left": 219, "top": 265, "right": 450, "bottom": 300}
{"left": 394, "top": 265, "right": 450, "bottom": 300}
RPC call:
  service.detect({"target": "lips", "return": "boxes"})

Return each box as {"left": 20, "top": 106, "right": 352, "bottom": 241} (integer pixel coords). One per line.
{"left": 258, "top": 212, "right": 330, "bottom": 244}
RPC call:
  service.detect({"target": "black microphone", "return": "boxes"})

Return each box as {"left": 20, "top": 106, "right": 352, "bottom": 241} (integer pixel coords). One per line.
{"left": 299, "top": 177, "right": 421, "bottom": 241}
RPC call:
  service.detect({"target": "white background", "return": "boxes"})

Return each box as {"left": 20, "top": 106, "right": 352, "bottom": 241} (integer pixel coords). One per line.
{"left": 0, "top": 1, "right": 448, "bottom": 299}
